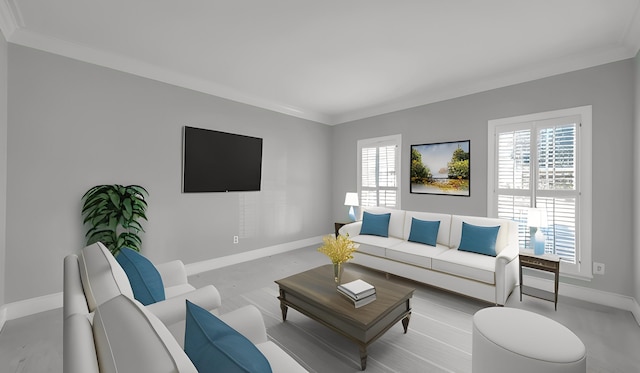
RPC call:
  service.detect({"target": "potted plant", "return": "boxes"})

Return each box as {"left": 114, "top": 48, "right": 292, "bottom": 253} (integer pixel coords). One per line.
{"left": 317, "top": 234, "right": 358, "bottom": 284}
{"left": 81, "top": 184, "right": 148, "bottom": 255}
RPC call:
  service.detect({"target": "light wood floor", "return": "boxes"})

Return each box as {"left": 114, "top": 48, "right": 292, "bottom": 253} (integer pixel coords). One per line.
{"left": 1, "top": 245, "right": 639, "bottom": 372}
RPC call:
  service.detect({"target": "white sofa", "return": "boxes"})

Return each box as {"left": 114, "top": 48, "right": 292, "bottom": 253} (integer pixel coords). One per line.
{"left": 63, "top": 242, "right": 307, "bottom": 373}
{"left": 339, "top": 207, "right": 519, "bottom": 305}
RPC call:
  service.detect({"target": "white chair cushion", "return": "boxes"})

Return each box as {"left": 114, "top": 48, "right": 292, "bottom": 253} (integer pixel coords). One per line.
{"left": 93, "top": 295, "right": 197, "bottom": 373}
{"left": 79, "top": 242, "right": 134, "bottom": 311}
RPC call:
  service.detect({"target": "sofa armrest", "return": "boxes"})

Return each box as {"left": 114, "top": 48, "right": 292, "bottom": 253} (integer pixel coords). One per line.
{"left": 495, "top": 243, "right": 520, "bottom": 305}
{"left": 496, "top": 243, "right": 519, "bottom": 264}
{"left": 146, "top": 285, "right": 222, "bottom": 326}
{"left": 155, "top": 260, "right": 189, "bottom": 288}
{"left": 339, "top": 221, "right": 362, "bottom": 238}
{"left": 218, "top": 305, "right": 268, "bottom": 345}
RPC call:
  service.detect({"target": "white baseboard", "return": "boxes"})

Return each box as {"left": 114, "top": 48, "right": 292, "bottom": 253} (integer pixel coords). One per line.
{"left": 522, "top": 275, "right": 640, "bottom": 326}
{"left": 0, "top": 236, "right": 323, "bottom": 328}
{"left": 2, "top": 237, "right": 638, "bottom": 329}
{"left": 0, "top": 292, "right": 63, "bottom": 331}
{"left": 184, "top": 235, "right": 323, "bottom": 276}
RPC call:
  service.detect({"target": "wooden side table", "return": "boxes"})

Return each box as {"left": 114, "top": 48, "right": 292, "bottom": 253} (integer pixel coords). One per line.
{"left": 335, "top": 222, "right": 349, "bottom": 237}
{"left": 519, "top": 250, "right": 561, "bottom": 310}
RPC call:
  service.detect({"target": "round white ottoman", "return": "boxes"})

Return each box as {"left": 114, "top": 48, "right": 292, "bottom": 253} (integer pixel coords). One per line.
{"left": 472, "top": 307, "right": 586, "bottom": 373}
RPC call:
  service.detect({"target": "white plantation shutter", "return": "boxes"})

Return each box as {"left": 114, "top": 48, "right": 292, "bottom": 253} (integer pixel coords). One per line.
{"left": 358, "top": 135, "right": 401, "bottom": 209}
{"left": 488, "top": 107, "right": 592, "bottom": 278}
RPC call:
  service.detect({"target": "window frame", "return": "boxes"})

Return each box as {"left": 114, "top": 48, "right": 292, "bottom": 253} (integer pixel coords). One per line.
{"left": 357, "top": 134, "right": 402, "bottom": 211}
{"left": 487, "top": 106, "right": 592, "bottom": 279}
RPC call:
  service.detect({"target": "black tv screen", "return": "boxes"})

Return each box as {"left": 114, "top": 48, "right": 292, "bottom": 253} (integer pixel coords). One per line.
{"left": 182, "top": 126, "right": 263, "bottom": 193}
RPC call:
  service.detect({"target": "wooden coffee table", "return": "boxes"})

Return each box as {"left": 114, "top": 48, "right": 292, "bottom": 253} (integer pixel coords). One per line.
{"left": 275, "top": 265, "right": 414, "bottom": 370}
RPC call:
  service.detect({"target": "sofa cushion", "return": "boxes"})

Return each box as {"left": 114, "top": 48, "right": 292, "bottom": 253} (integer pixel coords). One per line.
{"left": 79, "top": 242, "right": 134, "bottom": 311}
{"left": 458, "top": 222, "right": 500, "bottom": 257}
{"left": 116, "top": 247, "right": 166, "bottom": 305}
{"left": 408, "top": 218, "right": 440, "bottom": 246}
{"left": 360, "top": 211, "right": 391, "bottom": 237}
{"left": 386, "top": 241, "right": 449, "bottom": 269}
{"left": 403, "top": 211, "right": 452, "bottom": 246}
{"left": 350, "top": 235, "right": 404, "bottom": 257}
{"left": 184, "top": 300, "right": 272, "bottom": 373}
{"left": 432, "top": 249, "right": 496, "bottom": 284}
{"left": 450, "top": 215, "right": 512, "bottom": 254}
{"left": 362, "top": 207, "right": 405, "bottom": 238}
{"left": 93, "top": 295, "right": 197, "bottom": 373}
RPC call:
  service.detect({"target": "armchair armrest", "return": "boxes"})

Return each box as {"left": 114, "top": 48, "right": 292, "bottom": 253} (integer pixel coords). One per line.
{"left": 146, "top": 285, "right": 221, "bottom": 326}
{"left": 63, "top": 254, "right": 90, "bottom": 318}
{"left": 155, "top": 260, "right": 189, "bottom": 288}
{"left": 339, "top": 221, "right": 362, "bottom": 238}
{"left": 218, "top": 305, "right": 268, "bottom": 345}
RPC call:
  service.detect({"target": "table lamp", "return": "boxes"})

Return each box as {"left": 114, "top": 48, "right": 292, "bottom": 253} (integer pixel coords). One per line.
{"left": 344, "top": 192, "right": 359, "bottom": 222}
{"left": 527, "top": 208, "right": 548, "bottom": 255}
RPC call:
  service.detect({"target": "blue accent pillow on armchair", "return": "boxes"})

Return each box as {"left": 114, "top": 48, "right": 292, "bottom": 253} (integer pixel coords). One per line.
{"left": 184, "top": 300, "right": 272, "bottom": 373}
{"left": 408, "top": 218, "right": 440, "bottom": 247}
{"left": 458, "top": 222, "right": 500, "bottom": 257}
{"left": 116, "top": 247, "right": 166, "bottom": 306}
{"left": 360, "top": 211, "right": 391, "bottom": 237}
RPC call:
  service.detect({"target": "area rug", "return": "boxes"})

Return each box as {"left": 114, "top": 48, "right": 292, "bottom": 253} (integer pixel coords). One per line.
{"left": 218, "top": 283, "right": 487, "bottom": 373}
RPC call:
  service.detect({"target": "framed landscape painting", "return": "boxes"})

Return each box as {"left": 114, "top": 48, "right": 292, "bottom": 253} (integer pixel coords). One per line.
{"left": 410, "top": 140, "right": 470, "bottom": 196}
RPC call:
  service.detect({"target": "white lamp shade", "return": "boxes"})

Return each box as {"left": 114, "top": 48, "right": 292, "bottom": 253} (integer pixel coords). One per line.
{"left": 344, "top": 192, "right": 359, "bottom": 206}
{"left": 527, "top": 208, "right": 548, "bottom": 228}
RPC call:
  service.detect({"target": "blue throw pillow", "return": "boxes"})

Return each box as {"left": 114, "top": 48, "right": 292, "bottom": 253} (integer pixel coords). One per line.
{"left": 116, "top": 247, "right": 165, "bottom": 306}
{"left": 360, "top": 212, "right": 391, "bottom": 237}
{"left": 458, "top": 222, "right": 500, "bottom": 257}
{"left": 184, "top": 300, "right": 272, "bottom": 373}
{"left": 408, "top": 218, "right": 440, "bottom": 247}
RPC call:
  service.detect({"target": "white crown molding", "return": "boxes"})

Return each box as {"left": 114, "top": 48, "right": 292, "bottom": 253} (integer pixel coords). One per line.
{"left": 331, "top": 44, "right": 638, "bottom": 125}
{"left": 7, "top": 28, "right": 331, "bottom": 125}
{"left": 6, "top": 21, "right": 639, "bottom": 127}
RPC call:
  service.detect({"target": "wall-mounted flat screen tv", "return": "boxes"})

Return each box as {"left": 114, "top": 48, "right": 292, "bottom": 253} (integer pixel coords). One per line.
{"left": 182, "top": 126, "right": 263, "bottom": 193}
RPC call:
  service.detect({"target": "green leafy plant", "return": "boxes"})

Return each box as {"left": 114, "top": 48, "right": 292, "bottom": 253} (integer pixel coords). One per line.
{"left": 81, "top": 184, "right": 148, "bottom": 255}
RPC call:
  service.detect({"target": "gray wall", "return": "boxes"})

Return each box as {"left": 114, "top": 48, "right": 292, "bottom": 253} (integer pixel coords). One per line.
{"left": 333, "top": 59, "right": 636, "bottom": 297}
{"left": 634, "top": 49, "right": 640, "bottom": 304}
{"left": 5, "top": 44, "right": 332, "bottom": 303}
{"left": 0, "top": 32, "right": 7, "bottom": 306}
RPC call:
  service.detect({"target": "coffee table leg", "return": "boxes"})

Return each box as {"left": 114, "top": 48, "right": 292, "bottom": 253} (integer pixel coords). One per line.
{"left": 402, "top": 313, "right": 411, "bottom": 333}
{"left": 359, "top": 346, "right": 367, "bottom": 370}
{"left": 278, "top": 289, "right": 288, "bottom": 321}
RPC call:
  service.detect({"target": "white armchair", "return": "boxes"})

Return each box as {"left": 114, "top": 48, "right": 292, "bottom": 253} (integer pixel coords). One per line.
{"left": 77, "top": 242, "right": 221, "bottom": 326}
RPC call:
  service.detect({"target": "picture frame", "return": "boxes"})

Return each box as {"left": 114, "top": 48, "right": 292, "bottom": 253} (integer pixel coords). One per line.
{"left": 410, "top": 140, "right": 470, "bottom": 196}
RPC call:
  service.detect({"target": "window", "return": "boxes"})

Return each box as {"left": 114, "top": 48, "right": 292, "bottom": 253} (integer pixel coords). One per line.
{"left": 357, "top": 135, "right": 402, "bottom": 209}
{"left": 488, "top": 106, "right": 592, "bottom": 279}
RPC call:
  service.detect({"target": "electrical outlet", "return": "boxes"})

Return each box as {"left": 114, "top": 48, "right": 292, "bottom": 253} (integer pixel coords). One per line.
{"left": 233, "top": 236, "right": 239, "bottom": 244}
{"left": 593, "top": 262, "right": 605, "bottom": 275}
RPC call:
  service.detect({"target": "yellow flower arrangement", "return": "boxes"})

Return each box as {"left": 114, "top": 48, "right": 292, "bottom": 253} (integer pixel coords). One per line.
{"left": 317, "top": 234, "right": 358, "bottom": 264}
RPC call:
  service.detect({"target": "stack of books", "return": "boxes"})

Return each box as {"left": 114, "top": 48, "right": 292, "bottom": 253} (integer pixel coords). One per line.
{"left": 337, "top": 279, "right": 376, "bottom": 308}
